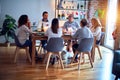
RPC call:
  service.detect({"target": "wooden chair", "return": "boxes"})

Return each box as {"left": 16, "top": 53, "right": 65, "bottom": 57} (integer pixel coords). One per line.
{"left": 71, "top": 38, "right": 94, "bottom": 70}
{"left": 37, "top": 41, "right": 46, "bottom": 54}
{"left": 45, "top": 37, "right": 64, "bottom": 70}
{"left": 92, "top": 32, "right": 105, "bottom": 62}
{"left": 12, "top": 32, "right": 31, "bottom": 63}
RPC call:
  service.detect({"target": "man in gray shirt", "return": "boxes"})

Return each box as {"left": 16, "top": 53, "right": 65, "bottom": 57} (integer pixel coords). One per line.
{"left": 63, "top": 14, "right": 79, "bottom": 34}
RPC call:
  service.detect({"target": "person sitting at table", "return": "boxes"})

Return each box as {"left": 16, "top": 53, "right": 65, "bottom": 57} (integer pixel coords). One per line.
{"left": 72, "top": 18, "right": 93, "bottom": 62}
{"left": 62, "top": 14, "right": 79, "bottom": 62}
{"left": 17, "top": 15, "right": 38, "bottom": 59}
{"left": 63, "top": 14, "right": 79, "bottom": 35}
{"left": 45, "top": 18, "right": 62, "bottom": 65}
{"left": 37, "top": 11, "right": 50, "bottom": 49}
{"left": 90, "top": 18, "right": 102, "bottom": 44}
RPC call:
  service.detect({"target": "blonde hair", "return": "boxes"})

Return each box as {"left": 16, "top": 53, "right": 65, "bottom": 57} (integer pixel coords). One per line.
{"left": 91, "top": 18, "right": 101, "bottom": 29}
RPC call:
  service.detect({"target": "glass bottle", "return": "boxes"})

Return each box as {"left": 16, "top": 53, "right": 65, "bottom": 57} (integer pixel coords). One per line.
{"left": 41, "top": 23, "right": 44, "bottom": 32}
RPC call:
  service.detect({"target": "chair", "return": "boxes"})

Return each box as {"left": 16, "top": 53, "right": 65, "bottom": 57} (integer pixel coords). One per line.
{"left": 71, "top": 38, "right": 94, "bottom": 70}
{"left": 92, "top": 32, "right": 105, "bottom": 62}
{"left": 12, "top": 32, "right": 31, "bottom": 63}
{"left": 112, "top": 50, "right": 120, "bottom": 80}
{"left": 45, "top": 37, "right": 64, "bottom": 70}
{"left": 37, "top": 41, "right": 46, "bottom": 54}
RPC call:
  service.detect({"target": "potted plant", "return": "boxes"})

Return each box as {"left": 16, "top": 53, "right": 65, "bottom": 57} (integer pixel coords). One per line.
{"left": 0, "top": 14, "right": 17, "bottom": 46}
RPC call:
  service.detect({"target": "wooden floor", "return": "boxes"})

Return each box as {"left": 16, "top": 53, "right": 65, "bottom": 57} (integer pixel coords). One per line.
{"left": 0, "top": 46, "right": 115, "bottom": 80}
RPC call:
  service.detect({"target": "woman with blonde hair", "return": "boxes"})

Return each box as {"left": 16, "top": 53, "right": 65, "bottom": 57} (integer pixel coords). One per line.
{"left": 91, "top": 18, "right": 102, "bottom": 44}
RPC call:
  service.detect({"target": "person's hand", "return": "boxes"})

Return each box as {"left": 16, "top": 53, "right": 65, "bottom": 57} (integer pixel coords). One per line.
{"left": 62, "top": 28, "right": 67, "bottom": 34}
{"left": 112, "top": 32, "right": 117, "bottom": 40}
{"left": 27, "top": 22, "right": 31, "bottom": 29}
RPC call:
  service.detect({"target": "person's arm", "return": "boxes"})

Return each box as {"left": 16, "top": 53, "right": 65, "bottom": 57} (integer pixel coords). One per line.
{"left": 63, "top": 22, "right": 68, "bottom": 31}
{"left": 58, "top": 28, "right": 63, "bottom": 36}
{"left": 72, "top": 29, "right": 79, "bottom": 39}
{"left": 75, "top": 21, "right": 79, "bottom": 29}
{"left": 24, "top": 25, "right": 32, "bottom": 34}
{"left": 45, "top": 28, "right": 49, "bottom": 36}
{"left": 93, "top": 27, "right": 101, "bottom": 36}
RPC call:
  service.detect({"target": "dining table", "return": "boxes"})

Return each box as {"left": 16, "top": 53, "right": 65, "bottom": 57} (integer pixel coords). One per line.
{"left": 31, "top": 31, "right": 96, "bottom": 65}
{"left": 31, "top": 32, "right": 72, "bottom": 65}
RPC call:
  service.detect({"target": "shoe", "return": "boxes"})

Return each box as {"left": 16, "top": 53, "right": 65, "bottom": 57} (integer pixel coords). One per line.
{"left": 51, "top": 57, "right": 55, "bottom": 65}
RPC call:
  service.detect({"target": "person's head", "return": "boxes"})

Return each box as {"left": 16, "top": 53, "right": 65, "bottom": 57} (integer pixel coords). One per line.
{"left": 80, "top": 19, "right": 88, "bottom": 27}
{"left": 51, "top": 18, "right": 59, "bottom": 34}
{"left": 68, "top": 14, "right": 74, "bottom": 22}
{"left": 91, "top": 18, "right": 100, "bottom": 29}
{"left": 18, "top": 15, "right": 29, "bottom": 27}
{"left": 42, "top": 11, "right": 48, "bottom": 20}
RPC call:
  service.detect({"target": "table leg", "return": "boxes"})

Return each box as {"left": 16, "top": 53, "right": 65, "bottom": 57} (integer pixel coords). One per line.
{"left": 32, "top": 39, "right": 35, "bottom": 65}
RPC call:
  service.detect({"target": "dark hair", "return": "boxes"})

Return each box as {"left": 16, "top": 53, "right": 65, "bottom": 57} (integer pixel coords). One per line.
{"left": 80, "top": 19, "right": 87, "bottom": 27}
{"left": 51, "top": 18, "right": 59, "bottom": 34}
{"left": 18, "top": 15, "right": 28, "bottom": 27}
{"left": 42, "top": 11, "right": 48, "bottom": 16}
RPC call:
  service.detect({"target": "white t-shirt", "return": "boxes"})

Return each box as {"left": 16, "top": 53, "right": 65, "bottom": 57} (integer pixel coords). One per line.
{"left": 17, "top": 25, "right": 32, "bottom": 45}
{"left": 45, "top": 27, "right": 62, "bottom": 41}
{"left": 37, "top": 20, "right": 50, "bottom": 32}
{"left": 91, "top": 26, "right": 101, "bottom": 40}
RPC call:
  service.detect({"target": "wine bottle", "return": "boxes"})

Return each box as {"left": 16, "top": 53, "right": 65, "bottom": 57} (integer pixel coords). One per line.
{"left": 41, "top": 23, "right": 44, "bottom": 32}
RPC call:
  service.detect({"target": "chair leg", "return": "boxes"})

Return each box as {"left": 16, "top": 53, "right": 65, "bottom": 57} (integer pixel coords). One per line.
{"left": 43, "top": 52, "right": 49, "bottom": 64}
{"left": 78, "top": 52, "right": 82, "bottom": 70}
{"left": 14, "top": 47, "right": 19, "bottom": 63}
{"left": 115, "top": 76, "right": 118, "bottom": 80}
{"left": 87, "top": 52, "right": 93, "bottom": 68}
{"left": 25, "top": 47, "right": 31, "bottom": 63}
{"left": 96, "top": 46, "right": 102, "bottom": 59}
{"left": 37, "top": 44, "right": 42, "bottom": 53}
{"left": 81, "top": 52, "right": 85, "bottom": 64}
{"left": 58, "top": 52, "right": 64, "bottom": 69}
{"left": 71, "top": 51, "right": 78, "bottom": 63}
{"left": 46, "top": 52, "right": 52, "bottom": 70}
{"left": 91, "top": 46, "right": 95, "bottom": 62}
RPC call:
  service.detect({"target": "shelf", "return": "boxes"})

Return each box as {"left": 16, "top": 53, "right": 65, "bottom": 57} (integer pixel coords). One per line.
{"left": 55, "top": 0, "right": 89, "bottom": 21}
{"left": 56, "top": 8, "right": 88, "bottom": 11}
{"left": 58, "top": 17, "right": 80, "bottom": 21}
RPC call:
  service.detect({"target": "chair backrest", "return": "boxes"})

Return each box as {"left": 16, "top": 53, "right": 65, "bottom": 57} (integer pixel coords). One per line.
{"left": 96, "top": 32, "right": 105, "bottom": 45}
{"left": 112, "top": 50, "right": 120, "bottom": 77}
{"left": 77, "top": 38, "right": 94, "bottom": 52}
{"left": 11, "top": 32, "right": 23, "bottom": 47}
{"left": 46, "top": 37, "right": 64, "bottom": 52}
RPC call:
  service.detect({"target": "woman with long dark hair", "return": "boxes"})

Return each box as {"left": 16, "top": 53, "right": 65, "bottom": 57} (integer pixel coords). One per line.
{"left": 45, "top": 18, "right": 62, "bottom": 40}
{"left": 17, "top": 15, "right": 38, "bottom": 58}
{"left": 45, "top": 18, "right": 62, "bottom": 65}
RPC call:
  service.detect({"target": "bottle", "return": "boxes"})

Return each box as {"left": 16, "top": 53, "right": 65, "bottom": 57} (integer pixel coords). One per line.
{"left": 41, "top": 23, "right": 44, "bottom": 32}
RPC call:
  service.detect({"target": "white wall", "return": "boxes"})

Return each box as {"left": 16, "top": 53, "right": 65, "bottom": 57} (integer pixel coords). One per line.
{"left": 0, "top": 2, "right": 1, "bottom": 15}
{"left": 0, "top": 0, "right": 55, "bottom": 43}
{"left": 0, "top": 0, "right": 55, "bottom": 27}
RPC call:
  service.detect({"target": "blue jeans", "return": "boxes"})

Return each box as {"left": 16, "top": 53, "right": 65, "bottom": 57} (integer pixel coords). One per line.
{"left": 41, "top": 40, "right": 47, "bottom": 49}
{"left": 23, "top": 40, "right": 38, "bottom": 58}
{"left": 72, "top": 43, "right": 79, "bottom": 59}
